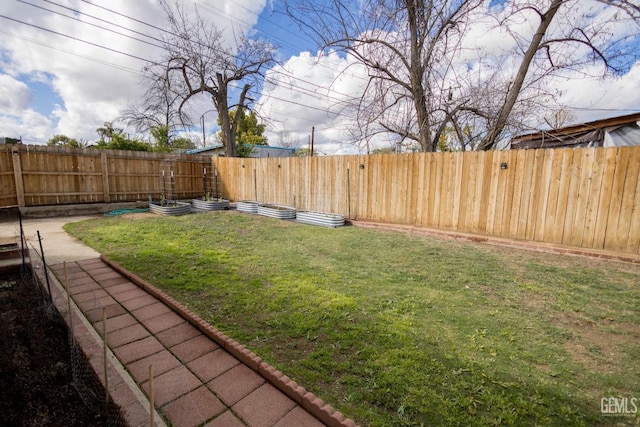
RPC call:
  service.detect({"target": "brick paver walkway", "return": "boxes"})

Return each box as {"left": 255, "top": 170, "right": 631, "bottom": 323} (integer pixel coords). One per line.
{"left": 49, "top": 258, "right": 354, "bottom": 427}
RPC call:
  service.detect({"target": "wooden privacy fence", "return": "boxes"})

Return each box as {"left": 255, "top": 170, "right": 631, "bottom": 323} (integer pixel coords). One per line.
{"left": 0, "top": 144, "right": 211, "bottom": 207}
{"left": 213, "top": 146, "right": 640, "bottom": 256}
{"left": 2, "top": 144, "right": 638, "bottom": 256}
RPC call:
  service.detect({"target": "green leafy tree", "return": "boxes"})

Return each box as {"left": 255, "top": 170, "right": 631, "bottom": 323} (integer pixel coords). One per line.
{"left": 47, "top": 134, "right": 85, "bottom": 148}
{"left": 95, "top": 122, "right": 123, "bottom": 143}
{"left": 93, "top": 121, "right": 151, "bottom": 151}
{"left": 105, "top": 134, "right": 152, "bottom": 151}
{"left": 295, "top": 147, "right": 312, "bottom": 157}
{"left": 371, "top": 147, "right": 394, "bottom": 154}
{"left": 150, "top": 125, "right": 196, "bottom": 153}
{"left": 217, "top": 109, "right": 268, "bottom": 157}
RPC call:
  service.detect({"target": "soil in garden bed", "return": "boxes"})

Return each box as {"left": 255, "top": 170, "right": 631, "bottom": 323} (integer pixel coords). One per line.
{"left": 0, "top": 268, "right": 121, "bottom": 426}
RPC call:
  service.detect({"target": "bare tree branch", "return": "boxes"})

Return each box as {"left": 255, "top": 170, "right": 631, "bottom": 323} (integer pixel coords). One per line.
{"left": 144, "top": 0, "right": 275, "bottom": 156}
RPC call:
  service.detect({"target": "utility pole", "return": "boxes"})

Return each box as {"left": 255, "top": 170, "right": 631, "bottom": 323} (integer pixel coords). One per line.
{"left": 201, "top": 115, "right": 206, "bottom": 147}
{"left": 311, "top": 126, "right": 315, "bottom": 157}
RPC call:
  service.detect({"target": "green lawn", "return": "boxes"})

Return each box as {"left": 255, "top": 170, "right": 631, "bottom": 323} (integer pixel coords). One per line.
{"left": 65, "top": 211, "right": 640, "bottom": 426}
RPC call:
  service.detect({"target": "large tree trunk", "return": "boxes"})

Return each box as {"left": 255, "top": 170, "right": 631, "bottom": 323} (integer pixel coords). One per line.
{"left": 216, "top": 78, "right": 251, "bottom": 158}
{"left": 477, "top": 0, "right": 563, "bottom": 150}
{"left": 215, "top": 74, "right": 239, "bottom": 157}
{"left": 407, "top": 0, "right": 434, "bottom": 152}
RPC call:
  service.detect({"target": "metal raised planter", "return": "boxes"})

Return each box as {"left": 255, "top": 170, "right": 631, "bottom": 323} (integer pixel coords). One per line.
{"left": 191, "top": 198, "right": 230, "bottom": 211}
{"left": 149, "top": 201, "right": 192, "bottom": 216}
{"left": 257, "top": 204, "right": 297, "bottom": 220}
{"left": 296, "top": 211, "right": 345, "bottom": 228}
{"left": 236, "top": 200, "right": 262, "bottom": 214}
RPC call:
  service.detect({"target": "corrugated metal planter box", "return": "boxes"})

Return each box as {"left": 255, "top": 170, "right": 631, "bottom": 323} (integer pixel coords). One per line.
{"left": 149, "top": 201, "right": 191, "bottom": 216}
{"left": 296, "top": 211, "right": 345, "bottom": 228}
{"left": 236, "top": 201, "right": 262, "bottom": 214}
{"left": 192, "top": 198, "right": 230, "bottom": 211}
{"left": 257, "top": 204, "right": 296, "bottom": 220}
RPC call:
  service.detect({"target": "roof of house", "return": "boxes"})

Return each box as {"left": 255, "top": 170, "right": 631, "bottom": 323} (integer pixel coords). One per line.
{"left": 510, "top": 112, "right": 640, "bottom": 149}
{"left": 186, "top": 144, "right": 224, "bottom": 155}
{"left": 186, "top": 144, "right": 296, "bottom": 157}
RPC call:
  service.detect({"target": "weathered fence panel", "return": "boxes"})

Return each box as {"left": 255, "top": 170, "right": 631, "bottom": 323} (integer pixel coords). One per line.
{"left": 0, "top": 145, "right": 211, "bottom": 206}
{"left": 0, "top": 148, "right": 18, "bottom": 207}
{"left": 212, "top": 146, "right": 640, "bottom": 255}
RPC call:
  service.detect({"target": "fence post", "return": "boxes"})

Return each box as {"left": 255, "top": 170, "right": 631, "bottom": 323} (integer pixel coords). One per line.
{"left": 101, "top": 151, "right": 111, "bottom": 203}
{"left": 11, "top": 146, "right": 25, "bottom": 207}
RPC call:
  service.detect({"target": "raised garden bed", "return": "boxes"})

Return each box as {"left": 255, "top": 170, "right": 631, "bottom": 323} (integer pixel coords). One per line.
{"left": 257, "top": 204, "right": 297, "bottom": 220}
{"left": 296, "top": 211, "right": 345, "bottom": 228}
{"left": 191, "top": 198, "right": 230, "bottom": 211}
{"left": 149, "top": 201, "right": 191, "bottom": 216}
{"left": 236, "top": 200, "right": 262, "bottom": 214}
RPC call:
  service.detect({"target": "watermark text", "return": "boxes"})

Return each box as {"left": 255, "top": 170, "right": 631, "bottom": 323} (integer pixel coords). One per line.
{"left": 601, "top": 396, "right": 638, "bottom": 416}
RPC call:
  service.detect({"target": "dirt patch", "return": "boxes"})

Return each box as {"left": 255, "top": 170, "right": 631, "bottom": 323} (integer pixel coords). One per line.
{"left": 0, "top": 268, "right": 122, "bottom": 426}
{"left": 554, "top": 310, "right": 640, "bottom": 373}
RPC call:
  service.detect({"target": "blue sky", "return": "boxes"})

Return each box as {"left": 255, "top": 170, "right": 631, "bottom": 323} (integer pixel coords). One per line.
{"left": 1, "top": 0, "right": 639, "bottom": 155}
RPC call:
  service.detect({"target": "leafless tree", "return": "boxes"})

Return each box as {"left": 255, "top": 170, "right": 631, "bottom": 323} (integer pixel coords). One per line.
{"left": 475, "top": 0, "right": 640, "bottom": 149}
{"left": 120, "top": 69, "right": 188, "bottom": 141}
{"left": 284, "top": 0, "right": 640, "bottom": 151}
{"left": 148, "top": 1, "right": 275, "bottom": 157}
{"left": 286, "top": 0, "right": 485, "bottom": 152}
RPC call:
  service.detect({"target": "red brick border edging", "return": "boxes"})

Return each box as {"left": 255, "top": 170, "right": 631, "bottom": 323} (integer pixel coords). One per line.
{"left": 100, "top": 255, "right": 357, "bottom": 427}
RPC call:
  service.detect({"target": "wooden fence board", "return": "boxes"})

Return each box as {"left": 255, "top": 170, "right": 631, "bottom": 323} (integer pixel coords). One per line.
{"left": 561, "top": 149, "right": 583, "bottom": 247}
{"left": 408, "top": 154, "right": 420, "bottom": 224}
{"left": 569, "top": 149, "right": 594, "bottom": 247}
{"left": 582, "top": 148, "right": 606, "bottom": 248}
{"left": 542, "top": 149, "right": 564, "bottom": 243}
{"left": 627, "top": 151, "right": 640, "bottom": 254}
{"left": 611, "top": 147, "right": 638, "bottom": 251}
{"left": 426, "top": 153, "right": 439, "bottom": 227}
{"left": 485, "top": 151, "right": 501, "bottom": 235}
{"left": 438, "top": 152, "right": 453, "bottom": 229}
{"left": 553, "top": 149, "right": 575, "bottom": 244}
{"left": 603, "top": 147, "right": 630, "bottom": 250}
{"left": 509, "top": 150, "right": 529, "bottom": 239}
{"left": 477, "top": 150, "right": 494, "bottom": 234}
{"left": 592, "top": 148, "right": 619, "bottom": 249}
{"left": 524, "top": 149, "right": 543, "bottom": 240}
{"left": 0, "top": 149, "right": 18, "bottom": 206}
{"left": 492, "top": 150, "right": 509, "bottom": 237}
{"left": 535, "top": 149, "right": 554, "bottom": 242}
{"left": 456, "top": 151, "right": 471, "bottom": 232}
{"left": 500, "top": 150, "right": 518, "bottom": 238}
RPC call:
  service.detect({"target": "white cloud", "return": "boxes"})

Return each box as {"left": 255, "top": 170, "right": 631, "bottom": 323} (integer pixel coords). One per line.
{"left": 0, "top": 74, "right": 32, "bottom": 112}
{"left": 255, "top": 51, "right": 372, "bottom": 154}
{"left": 556, "top": 62, "right": 640, "bottom": 123}
{"left": 0, "top": 0, "right": 267, "bottom": 144}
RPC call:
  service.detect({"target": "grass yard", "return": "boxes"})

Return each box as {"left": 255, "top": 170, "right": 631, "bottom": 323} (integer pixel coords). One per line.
{"left": 65, "top": 211, "right": 640, "bottom": 426}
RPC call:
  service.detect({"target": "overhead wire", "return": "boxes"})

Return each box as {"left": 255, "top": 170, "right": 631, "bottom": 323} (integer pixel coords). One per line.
{"left": 0, "top": 28, "right": 141, "bottom": 75}
{"left": 32, "top": 0, "right": 166, "bottom": 49}
{"left": 41, "top": 0, "right": 368, "bottom": 107}
{"left": 0, "top": 13, "right": 150, "bottom": 63}
{"left": 6, "top": 0, "right": 362, "bottom": 126}
{"left": 77, "top": 0, "right": 368, "bottom": 101}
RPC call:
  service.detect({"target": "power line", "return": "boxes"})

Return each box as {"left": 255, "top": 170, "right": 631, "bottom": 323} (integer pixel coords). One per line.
{"left": 29, "top": 0, "right": 166, "bottom": 50}
{"left": 1, "top": 2, "right": 362, "bottom": 128}
{"left": 77, "top": 0, "right": 370, "bottom": 100}
{"left": 0, "top": 28, "right": 141, "bottom": 75}
{"left": 0, "top": 14, "right": 150, "bottom": 63}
